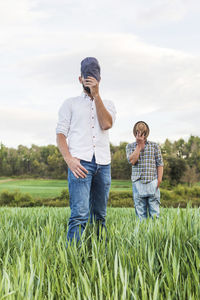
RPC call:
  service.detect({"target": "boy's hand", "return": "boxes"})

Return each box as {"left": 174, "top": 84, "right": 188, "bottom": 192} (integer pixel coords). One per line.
{"left": 157, "top": 179, "right": 162, "bottom": 189}
{"left": 136, "top": 131, "right": 146, "bottom": 150}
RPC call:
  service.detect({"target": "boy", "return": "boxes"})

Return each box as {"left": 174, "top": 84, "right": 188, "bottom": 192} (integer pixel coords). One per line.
{"left": 126, "top": 121, "right": 164, "bottom": 220}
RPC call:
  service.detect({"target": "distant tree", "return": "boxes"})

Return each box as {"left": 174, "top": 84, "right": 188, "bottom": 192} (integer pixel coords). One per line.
{"left": 181, "top": 165, "right": 200, "bottom": 186}
{"left": 111, "top": 142, "right": 131, "bottom": 179}
{"left": 166, "top": 156, "right": 187, "bottom": 185}
{"left": 162, "top": 139, "right": 173, "bottom": 156}
{"left": 1, "top": 136, "right": 200, "bottom": 181}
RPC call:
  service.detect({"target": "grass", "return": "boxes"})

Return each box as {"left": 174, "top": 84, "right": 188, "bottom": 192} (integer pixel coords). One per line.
{"left": 0, "top": 207, "right": 199, "bottom": 299}
{"left": 0, "top": 178, "right": 132, "bottom": 199}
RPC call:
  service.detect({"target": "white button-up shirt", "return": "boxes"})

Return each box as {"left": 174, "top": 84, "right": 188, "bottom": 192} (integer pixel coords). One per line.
{"left": 56, "top": 92, "right": 116, "bottom": 165}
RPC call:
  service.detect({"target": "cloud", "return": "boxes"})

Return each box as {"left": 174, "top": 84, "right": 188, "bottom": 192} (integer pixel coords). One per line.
{"left": 1, "top": 1, "right": 200, "bottom": 147}
{"left": 19, "top": 33, "right": 200, "bottom": 114}
{"left": 137, "top": 0, "right": 188, "bottom": 24}
{"left": 0, "top": 0, "right": 46, "bottom": 26}
{"left": 0, "top": 107, "right": 56, "bottom": 147}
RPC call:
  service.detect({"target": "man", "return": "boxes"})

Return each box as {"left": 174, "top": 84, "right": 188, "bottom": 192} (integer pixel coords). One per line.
{"left": 56, "top": 57, "right": 116, "bottom": 244}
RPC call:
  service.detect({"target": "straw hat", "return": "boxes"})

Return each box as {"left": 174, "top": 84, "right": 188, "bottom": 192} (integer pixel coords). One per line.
{"left": 133, "top": 121, "right": 150, "bottom": 138}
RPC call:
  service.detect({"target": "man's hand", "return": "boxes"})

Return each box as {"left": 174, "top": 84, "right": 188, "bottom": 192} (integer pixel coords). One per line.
{"left": 136, "top": 131, "right": 146, "bottom": 150}
{"left": 83, "top": 76, "right": 99, "bottom": 98}
{"left": 66, "top": 157, "right": 88, "bottom": 179}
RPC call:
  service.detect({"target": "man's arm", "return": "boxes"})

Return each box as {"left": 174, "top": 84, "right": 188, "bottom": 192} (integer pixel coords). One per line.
{"left": 94, "top": 94, "right": 112, "bottom": 130}
{"left": 84, "top": 76, "right": 112, "bottom": 130}
{"left": 56, "top": 133, "right": 88, "bottom": 178}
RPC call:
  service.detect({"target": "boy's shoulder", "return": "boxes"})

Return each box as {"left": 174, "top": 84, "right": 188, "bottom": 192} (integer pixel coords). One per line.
{"left": 126, "top": 141, "right": 159, "bottom": 146}
{"left": 147, "top": 141, "right": 160, "bottom": 149}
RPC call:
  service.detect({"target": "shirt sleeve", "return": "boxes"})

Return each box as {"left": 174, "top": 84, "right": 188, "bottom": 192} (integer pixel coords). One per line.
{"left": 154, "top": 143, "right": 164, "bottom": 167}
{"left": 56, "top": 99, "right": 72, "bottom": 138}
{"left": 126, "top": 143, "right": 133, "bottom": 164}
{"left": 104, "top": 100, "right": 117, "bottom": 126}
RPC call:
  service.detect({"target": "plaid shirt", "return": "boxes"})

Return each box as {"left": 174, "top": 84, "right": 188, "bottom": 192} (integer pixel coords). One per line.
{"left": 126, "top": 141, "right": 164, "bottom": 183}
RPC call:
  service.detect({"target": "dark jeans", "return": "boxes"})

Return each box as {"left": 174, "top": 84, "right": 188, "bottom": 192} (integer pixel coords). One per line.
{"left": 67, "top": 155, "right": 111, "bottom": 244}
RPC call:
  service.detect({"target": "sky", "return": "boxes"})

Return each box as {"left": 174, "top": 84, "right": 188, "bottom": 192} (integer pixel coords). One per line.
{"left": 0, "top": 0, "right": 200, "bottom": 148}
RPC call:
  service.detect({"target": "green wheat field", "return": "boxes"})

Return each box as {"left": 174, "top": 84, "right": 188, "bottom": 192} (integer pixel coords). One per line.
{"left": 0, "top": 207, "right": 199, "bottom": 299}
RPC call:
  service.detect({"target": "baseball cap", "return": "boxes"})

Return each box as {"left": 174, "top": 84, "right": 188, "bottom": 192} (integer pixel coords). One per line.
{"left": 81, "top": 57, "right": 101, "bottom": 81}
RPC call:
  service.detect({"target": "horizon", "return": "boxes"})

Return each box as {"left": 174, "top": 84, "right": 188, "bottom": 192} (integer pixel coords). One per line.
{"left": 0, "top": 133, "right": 198, "bottom": 150}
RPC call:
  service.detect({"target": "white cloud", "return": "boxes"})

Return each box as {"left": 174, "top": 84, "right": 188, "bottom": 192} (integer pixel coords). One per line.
{"left": 0, "top": 107, "right": 56, "bottom": 147}
{"left": 1, "top": 1, "right": 200, "bottom": 147}
{"left": 18, "top": 33, "right": 200, "bottom": 114}
{"left": 0, "top": 0, "right": 45, "bottom": 26}
{"left": 137, "top": 0, "right": 188, "bottom": 24}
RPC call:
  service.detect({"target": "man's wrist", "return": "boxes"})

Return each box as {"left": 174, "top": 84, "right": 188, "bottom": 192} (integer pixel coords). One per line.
{"left": 93, "top": 93, "right": 100, "bottom": 100}
{"left": 64, "top": 155, "right": 72, "bottom": 164}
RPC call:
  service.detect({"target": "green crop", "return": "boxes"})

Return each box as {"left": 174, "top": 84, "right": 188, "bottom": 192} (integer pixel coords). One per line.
{"left": 0, "top": 207, "right": 199, "bottom": 299}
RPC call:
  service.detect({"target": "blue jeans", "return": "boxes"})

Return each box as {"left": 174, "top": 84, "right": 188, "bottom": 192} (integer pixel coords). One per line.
{"left": 67, "top": 155, "right": 111, "bottom": 244}
{"left": 132, "top": 180, "right": 160, "bottom": 220}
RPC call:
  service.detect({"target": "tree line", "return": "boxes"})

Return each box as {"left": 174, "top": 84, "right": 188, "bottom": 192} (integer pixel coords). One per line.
{"left": 0, "top": 135, "right": 200, "bottom": 186}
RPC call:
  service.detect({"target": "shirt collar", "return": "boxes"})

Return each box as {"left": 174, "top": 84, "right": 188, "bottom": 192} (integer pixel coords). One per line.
{"left": 134, "top": 140, "right": 149, "bottom": 146}
{"left": 81, "top": 91, "right": 92, "bottom": 100}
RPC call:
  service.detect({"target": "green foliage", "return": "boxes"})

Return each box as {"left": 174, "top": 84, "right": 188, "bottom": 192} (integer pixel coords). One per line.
{"left": 173, "top": 185, "right": 200, "bottom": 197}
{"left": 0, "top": 135, "right": 200, "bottom": 185}
{"left": 0, "top": 144, "right": 67, "bottom": 179}
{"left": 162, "top": 136, "right": 200, "bottom": 185}
{"left": 164, "top": 156, "right": 187, "bottom": 185}
{"left": 0, "top": 190, "right": 35, "bottom": 207}
{"left": 0, "top": 207, "right": 199, "bottom": 299}
{"left": 1, "top": 186, "right": 200, "bottom": 208}
{"left": 111, "top": 142, "right": 131, "bottom": 179}
{"left": 108, "top": 191, "right": 133, "bottom": 207}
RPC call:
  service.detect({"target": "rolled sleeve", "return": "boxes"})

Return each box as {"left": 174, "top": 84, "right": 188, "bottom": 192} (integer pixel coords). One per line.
{"left": 56, "top": 99, "right": 72, "bottom": 138}
{"left": 104, "top": 100, "right": 116, "bottom": 127}
{"left": 154, "top": 144, "right": 164, "bottom": 167}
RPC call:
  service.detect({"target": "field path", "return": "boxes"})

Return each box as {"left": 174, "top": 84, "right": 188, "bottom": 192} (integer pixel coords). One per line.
{"left": 0, "top": 178, "right": 19, "bottom": 184}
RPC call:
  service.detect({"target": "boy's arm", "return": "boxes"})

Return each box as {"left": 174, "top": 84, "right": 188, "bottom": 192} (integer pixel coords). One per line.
{"left": 157, "top": 166, "right": 163, "bottom": 188}
{"left": 129, "top": 144, "right": 142, "bottom": 165}
{"left": 154, "top": 143, "right": 164, "bottom": 188}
